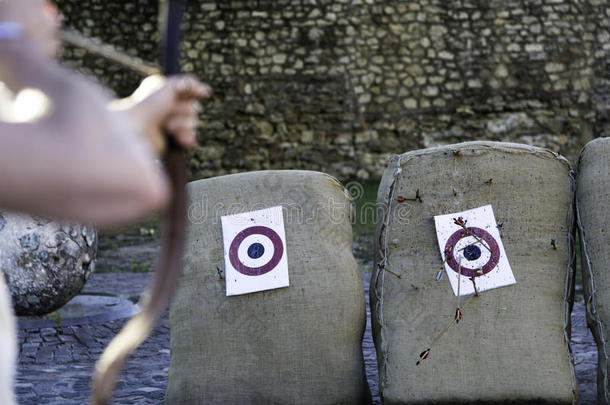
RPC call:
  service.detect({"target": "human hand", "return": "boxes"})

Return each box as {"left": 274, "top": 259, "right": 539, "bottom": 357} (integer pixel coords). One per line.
{"left": 112, "top": 74, "right": 212, "bottom": 155}
{"left": 0, "top": 0, "right": 61, "bottom": 58}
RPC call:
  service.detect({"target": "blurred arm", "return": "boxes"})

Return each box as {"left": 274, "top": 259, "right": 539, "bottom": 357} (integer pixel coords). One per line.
{"left": 0, "top": 39, "right": 169, "bottom": 226}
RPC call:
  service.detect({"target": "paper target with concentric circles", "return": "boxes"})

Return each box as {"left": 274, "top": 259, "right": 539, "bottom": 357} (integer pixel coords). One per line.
{"left": 221, "top": 206, "right": 289, "bottom": 296}
{"left": 434, "top": 205, "right": 516, "bottom": 296}
{"left": 443, "top": 227, "right": 500, "bottom": 278}
{"left": 228, "top": 226, "right": 284, "bottom": 276}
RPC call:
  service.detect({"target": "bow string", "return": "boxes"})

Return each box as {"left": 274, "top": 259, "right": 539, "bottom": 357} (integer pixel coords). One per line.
{"left": 91, "top": 1, "right": 189, "bottom": 403}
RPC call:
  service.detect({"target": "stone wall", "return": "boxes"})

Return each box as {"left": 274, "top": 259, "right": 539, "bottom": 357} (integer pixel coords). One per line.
{"left": 57, "top": 0, "right": 610, "bottom": 180}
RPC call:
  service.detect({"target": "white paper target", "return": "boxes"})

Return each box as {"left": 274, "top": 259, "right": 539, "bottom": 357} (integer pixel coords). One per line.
{"left": 434, "top": 205, "right": 516, "bottom": 296}
{"left": 221, "top": 206, "right": 289, "bottom": 296}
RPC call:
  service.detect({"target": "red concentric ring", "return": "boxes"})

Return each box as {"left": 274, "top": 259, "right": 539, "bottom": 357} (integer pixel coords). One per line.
{"left": 229, "top": 226, "right": 284, "bottom": 276}
{"left": 443, "top": 227, "right": 500, "bottom": 278}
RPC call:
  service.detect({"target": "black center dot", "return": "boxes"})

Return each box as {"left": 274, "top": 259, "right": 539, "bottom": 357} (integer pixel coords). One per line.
{"left": 463, "top": 245, "right": 482, "bottom": 261}
{"left": 247, "top": 243, "right": 265, "bottom": 259}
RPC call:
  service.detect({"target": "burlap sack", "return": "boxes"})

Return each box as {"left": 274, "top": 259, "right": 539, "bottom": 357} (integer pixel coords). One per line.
{"left": 371, "top": 141, "right": 577, "bottom": 404}
{"left": 166, "top": 170, "right": 370, "bottom": 404}
{"left": 577, "top": 137, "right": 610, "bottom": 404}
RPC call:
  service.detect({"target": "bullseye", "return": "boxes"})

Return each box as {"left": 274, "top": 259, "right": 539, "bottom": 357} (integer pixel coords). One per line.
{"left": 443, "top": 227, "right": 500, "bottom": 278}
{"left": 463, "top": 245, "right": 481, "bottom": 261}
{"left": 229, "top": 226, "right": 284, "bottom": 277}
{"left": 247, "top": 243, "right": 265, "bottom": 259}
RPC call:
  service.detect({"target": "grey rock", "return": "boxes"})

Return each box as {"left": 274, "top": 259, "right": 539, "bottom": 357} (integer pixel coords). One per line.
{"left": 0, "top": 212, "right": 97, "bottom": 316}
{"left": 19, "top": 233, "right": 39, "bottom": 251}
{"left": 10, "top": 270, "right": 598, "bottom": 404}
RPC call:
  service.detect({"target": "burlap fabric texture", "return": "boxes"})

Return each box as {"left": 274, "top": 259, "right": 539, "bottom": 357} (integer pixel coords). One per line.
{"left": 577, "top": 137, "right": 610, "bottom": 405}
{"left": 371, "top": 141, "right": 577, "bottom": 404}
{"left": 166, "top": 170, "right": 371, "bottom": 404}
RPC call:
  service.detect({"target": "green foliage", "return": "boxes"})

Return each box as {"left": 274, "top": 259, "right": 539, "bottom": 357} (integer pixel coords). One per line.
{"left": 129, "top": 259, "right": 150, "bottom": 273}
{"left": 53, "top": 311, "right": 62, "bottom": 327}
{"left": 139, "top": 227, "right": 156, "bottom": 237}
{"left": 349, "top": 179, "right": 380, "bottom": 264}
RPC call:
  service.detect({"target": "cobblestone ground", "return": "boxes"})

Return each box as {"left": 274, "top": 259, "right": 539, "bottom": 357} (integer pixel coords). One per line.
{"left": 17, "top": 272, "right": 596, "bottom": 404}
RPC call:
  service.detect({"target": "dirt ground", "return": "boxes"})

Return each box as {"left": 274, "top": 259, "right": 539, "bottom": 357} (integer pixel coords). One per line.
{"left": 95, "top": 216, "right": 161, "bottom": 274}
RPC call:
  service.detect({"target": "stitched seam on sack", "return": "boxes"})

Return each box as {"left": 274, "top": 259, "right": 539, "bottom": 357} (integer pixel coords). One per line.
{"left": 389, "top": 145, "right": 574, "bottom": 401}
{"left": 564, "top": 169, "right": 578, "bottom": 404}
{"left": 576, "top": 188, "right": 609, "bottom": 403}
{"left": 381, "top": 145, "right": 574, "bottom": 401}
{"left": 396, "top": 142, "right": 572, "bottom": 171}
{"left": 323, "top": 172, "right": 347, "bottom": 194}
{"left": 376, "top": 155, "right": 403, "bottom": 389}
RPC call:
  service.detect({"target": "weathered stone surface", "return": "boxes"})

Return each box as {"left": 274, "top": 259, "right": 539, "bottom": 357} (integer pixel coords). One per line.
{"left": 13, "top": 271, "right": 598, "bottom": 404}
{"left": 57, "top": 0, "right": 608, "bottom": 179}
{"left": 0, "top": 213, "right": 97, "bottom": 316}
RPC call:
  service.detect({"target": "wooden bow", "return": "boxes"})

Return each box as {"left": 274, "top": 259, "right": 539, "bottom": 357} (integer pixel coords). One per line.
{"left": 91, "top": 0, "right": 188, "bottom": 403}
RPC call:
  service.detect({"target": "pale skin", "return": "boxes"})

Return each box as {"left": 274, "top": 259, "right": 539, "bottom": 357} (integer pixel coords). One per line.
{"left": 0, "top": 1, "right": 211, "bottom": 403}
{"left": 0, "top": 0, "right": 212, "bottom": 226}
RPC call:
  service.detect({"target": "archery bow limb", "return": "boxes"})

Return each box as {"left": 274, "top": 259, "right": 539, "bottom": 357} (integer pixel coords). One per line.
{"left": 60, "top": 28, "right": 160, "bottom": 77}
{"left": 91, "top": 0, "right": 188, "bottom": 404}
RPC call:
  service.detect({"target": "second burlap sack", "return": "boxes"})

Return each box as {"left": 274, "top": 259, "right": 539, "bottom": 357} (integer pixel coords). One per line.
{"left": 577, "top": 137, "right": 610, "bottom": 404}
{"left": 166, "top": 170, "right": 370, "bottom": 404}
{"left": 371, "top": 141, "right": 577, "bottom": 404}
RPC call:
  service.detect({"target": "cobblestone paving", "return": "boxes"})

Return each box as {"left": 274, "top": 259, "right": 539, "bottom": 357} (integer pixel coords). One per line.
{"left": 16, "top": 272, "right": 596, "bottom": 404}
{"left": 572, "top": 298, "right": 597, "bottom": 405}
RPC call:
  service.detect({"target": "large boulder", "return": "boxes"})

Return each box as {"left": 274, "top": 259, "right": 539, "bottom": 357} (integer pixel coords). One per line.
{"left": 0, "top": 212, "right": 96, "bottom": 316}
